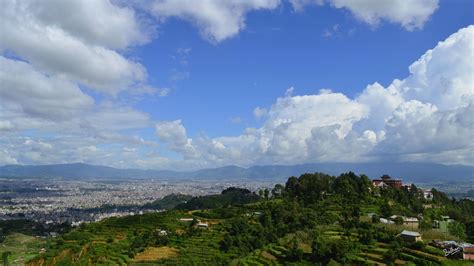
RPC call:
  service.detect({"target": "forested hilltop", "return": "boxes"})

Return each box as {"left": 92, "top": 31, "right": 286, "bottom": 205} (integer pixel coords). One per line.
{"left": 2, "top": 172, "right": 474, "bottom": 265}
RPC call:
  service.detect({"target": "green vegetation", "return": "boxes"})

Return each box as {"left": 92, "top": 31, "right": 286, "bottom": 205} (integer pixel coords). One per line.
{"left": 0, "top": 233, "right": 45, "bottom": 265}
{"left": 2, "top": 172, "right": 474, "bottom": 265}
{"left": 175, "top": 187, "right": 260, "bottom": 210}
{"left": 143, "top": 193, "right": 193, "bottom": 210}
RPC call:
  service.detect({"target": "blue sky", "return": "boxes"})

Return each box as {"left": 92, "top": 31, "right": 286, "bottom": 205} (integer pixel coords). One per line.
{"left": 0, "top": 0, "right": 473, "bottom": 170}
{"left": 134, "top": 0, "right": 473, "bottom": 137}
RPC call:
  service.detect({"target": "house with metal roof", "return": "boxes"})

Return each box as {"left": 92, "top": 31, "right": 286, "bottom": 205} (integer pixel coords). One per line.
{"left": 398, "top": 230, "right": 422, "bottom": 243}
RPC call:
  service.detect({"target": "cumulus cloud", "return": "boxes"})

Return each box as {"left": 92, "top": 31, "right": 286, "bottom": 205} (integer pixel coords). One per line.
{"left": 0, "top": 1, "right": 470, "bottom": 169}
{"left": 0, "top": 56, "right": 94, "bottom": 120}
{"left": 0, "top": 0, "right": 167, "bottom": 167}
{"left": 290, "top": 0, "right": 439, "bottom": 30}
{"left": 0, "top": 0, "right": 149, "bottom": 94}
{"left": 394, "top": 26, "right": 474, "bottom": 109}
{"left": 376, "top": 101, "right": 473, "bottom": 161}
{"left": 0, "top": 55, "right": 154, "bottom": 167}
{"left": 28, "top": 0, "right": 149, "bottom": 49}
{"left": 154, "top": 92, "right": 370, "bottom": 167}
{"left": 150, "top": 0, "right": 280, "bottom": 42}
{"left": 153, "top": 25, "right": 474, "bottom": 168}
{"left": 155, "top": 120, "right": 197, "bottom": 157}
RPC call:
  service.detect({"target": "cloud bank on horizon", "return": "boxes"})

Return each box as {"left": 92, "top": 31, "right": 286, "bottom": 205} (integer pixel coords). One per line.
{"left": 0, "top": 0, "right": 472, "bottom": 170}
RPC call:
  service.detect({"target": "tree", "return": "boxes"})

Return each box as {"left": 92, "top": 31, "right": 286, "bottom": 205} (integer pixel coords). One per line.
{"left": 271, "top": 184, "right": 284, "bottom": 198}
{"left": 448, "top": 221, "right": 467, "bottom": 239}
{"left": 263, "top": 188, "right": 270, "bottom": 200}
{"left": 394, "top": 216, "right": 404, "bottom": 225}
{"left": 465, "top": 221, "right": 474, "bottom": 242}
{"left": 371, "top": 214, "right": 379, "bottom": 224}
{"left": 384, "top": 241, "right": 401, "bottom": 263}
{"left": 333, "top": 173, "right": 359, "bottom": 202}
{"left": 288, "top": 237, "right": 304, "bottom": 261}
{"left": 419, "top": 219, "right": 432, "bottom": 231}
{"left": 311, "top": 237, "right": 329, "bottom": 262}
{"left": 358, "top": 174, "right": 372, "bottom": 200}
{"left": 380, "top": 201, "right": 393, "bottom": 217}
{"left": 358, "top": 228, "right": 375, "bottom": 245}
{"left": 2, "top": 251, "right": 11, "bottom": 266}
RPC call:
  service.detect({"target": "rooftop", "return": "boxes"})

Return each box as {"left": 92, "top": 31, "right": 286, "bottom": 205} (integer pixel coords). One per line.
{"left": 400, "top": 230, "right": 421, "bottom": 237}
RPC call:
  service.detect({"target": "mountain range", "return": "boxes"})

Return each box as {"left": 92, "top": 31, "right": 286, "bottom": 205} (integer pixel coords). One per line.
{"left": 0, "top": 162, "right": 472, "bottom": 183}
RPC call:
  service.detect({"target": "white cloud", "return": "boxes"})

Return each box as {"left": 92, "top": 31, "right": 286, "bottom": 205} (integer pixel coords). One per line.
{"left": 329, "top": 0, "right": 439, "bottom": 30}
{"left": 152, "top": 25, "right": 474, "bottom": 168}
{"left": 0, "top": 121, "right": 14, "bottom": 131}
{"left": 155, "top": 120, "right": 196, "bottom": 157}
{"left": 395, "top": 25, "right": 474, "bottom": 109}
{"left": 230, "top": 117, "right": 243, "bottom": 124}
{"left": 355, "top": 82, "right": 403, "bottom": 130}
{"left": 0, "top": 0, "right": 149, "bottom": 94}
{"left": 0, "top": 149, "right": 17, "bottom": 165}
{"left": 376, "top": 100, "right": 473, "bottom": 159}
{"left": 0, "top": 56, "right": 94, "bottom": 120}
{"left": 0, "top": 1, "right": 471, "bottom": 169}
{"left": 27, "top": 0, "right": 149, "bottom": 49}
{"left": 253, "top": 107, "right": 268, "bottom": 119}
{"left": 290, "top": 0, "right": 438, "bottom": 30}
{"left": 0, "top": 0, "right": 165, "bottom": 167}
{"left": 150, "top": 0, "right": 280, "bottom": 42}
{"left": 156, "top": 92, "right": 369, "bottom": 166}
{"left": 290, "top": 0, "right": 324, "bottom": 12}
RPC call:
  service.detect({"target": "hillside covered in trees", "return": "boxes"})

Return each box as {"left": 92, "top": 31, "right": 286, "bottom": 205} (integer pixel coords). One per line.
{"left": 2, "top": 172, "right": 474, "bottom": 265}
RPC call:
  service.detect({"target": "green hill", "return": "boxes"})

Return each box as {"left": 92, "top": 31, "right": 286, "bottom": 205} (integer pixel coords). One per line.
{"left": 2, "top": 172, "right": 473, "bottom": 265}
{"left": 175, "top": 187, "right": 260, "bottom": 210}
{"left": 143, "top": 193, "right": 193, "bottom": 210}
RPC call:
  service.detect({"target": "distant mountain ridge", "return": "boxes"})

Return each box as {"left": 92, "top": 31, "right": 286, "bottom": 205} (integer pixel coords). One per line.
{"left": 0, "top": 162, "right": 472, "bottom": 183}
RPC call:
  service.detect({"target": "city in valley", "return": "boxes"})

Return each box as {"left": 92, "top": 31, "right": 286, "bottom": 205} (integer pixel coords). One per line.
{"left": 0, "top": 178, "right": 277, "bottom": 225}
{"left": 1, "top": 176, "right": 472, "bottom": 227}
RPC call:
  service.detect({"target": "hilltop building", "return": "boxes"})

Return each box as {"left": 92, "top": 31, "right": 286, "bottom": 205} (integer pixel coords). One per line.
{"left": 372, "top": 175, "right": 403, "bottom": 189}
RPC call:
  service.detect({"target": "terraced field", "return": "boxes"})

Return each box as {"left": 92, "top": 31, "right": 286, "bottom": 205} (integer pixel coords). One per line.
{"left": 240, "top": 244, "right": 288, "bottom": 266}
{"left": 0, "top": 233, "right": 45, "bottom": 265}
{"left": 164, "top": 225, "right": 237, "bottom": 264}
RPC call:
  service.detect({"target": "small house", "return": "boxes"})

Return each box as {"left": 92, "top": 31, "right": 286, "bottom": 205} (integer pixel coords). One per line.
{"left": 433, "top": 216, "right": 454, "bottom": 233}
{"left": 423, "top": 190, "right": 433, "bottom": 200}
{"left": 463, "top": 246, "right": 474, "bottom": 260}
{"left": 399, "top": 230, "right": 422, "bottom": 243}
{"left": 380, "top": 218, "right": 395, "bottom": 224}
{"left": 156, "top": 229, "right": 167, "bottom": 236}
{"left": 403, "top": 217, "right": 419, "bottom": 229}
{"left": 197, "top": 222, "right": 209, "bottom": 229}
{"left": 179, "top": 218, "right": 196, "bottom": 222}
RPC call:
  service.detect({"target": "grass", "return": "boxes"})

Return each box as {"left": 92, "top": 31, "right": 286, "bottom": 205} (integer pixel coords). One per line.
{"left": 133, "top": 246, "right": 178, "bottom": 262}
{"left": 402, "top": 247, "right": 446, "bottom": 263}
{"left": 0, "top": 233, "right": 45, "bottom": 265}
{"left": 260, "top": 250, "right": 277, "bottom": 261}
{"left": 442, "top": 260, "right": 474, "bottom": 266}
{"left": 421, "top": 229, "right": 460, "bottom": 241}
